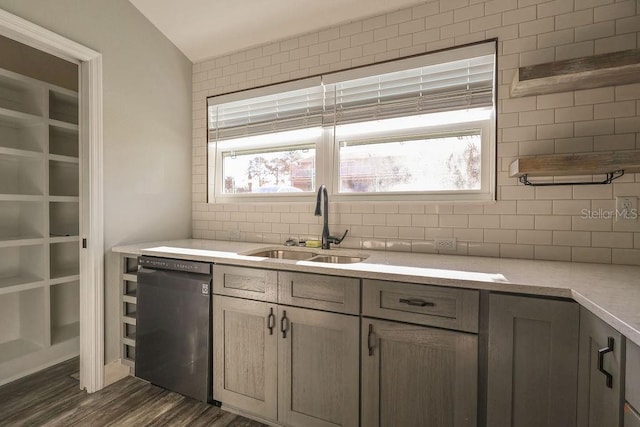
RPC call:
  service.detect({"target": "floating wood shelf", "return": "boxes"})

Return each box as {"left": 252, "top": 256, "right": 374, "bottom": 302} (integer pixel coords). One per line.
{"left": 510, "top": 151, "right": 640, "bottom": 186}
{"left": 511, "top": 49, "right": 640, "bottom": 98}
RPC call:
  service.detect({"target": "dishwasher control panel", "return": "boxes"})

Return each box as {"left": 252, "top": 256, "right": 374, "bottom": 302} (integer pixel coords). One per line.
{"left": 138, "top": 256, "right": 212, "bottom": 275}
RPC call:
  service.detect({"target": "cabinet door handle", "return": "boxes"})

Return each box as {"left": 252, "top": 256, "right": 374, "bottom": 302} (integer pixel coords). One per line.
{"left": 367, "top": 324, "right": 376, "bottom": 356}
{"left": 280, "top": 310, "right": 289, "bottom": 339}
{"left": 399, "top": 298, "right": 435, "bottom": 307}
{"left": 597, "top": 336, "right": 614, "bottom": 388}
{"left": 267, "top": 308, "right": 275, "bottom": 335}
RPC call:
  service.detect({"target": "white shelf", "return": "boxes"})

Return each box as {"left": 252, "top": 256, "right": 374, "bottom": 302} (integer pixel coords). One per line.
{"left": 49, "top": 195, "right": 79, "bottom": 202}
{"left": 0, "top": 338, "right": 43, "bottom": 364}
{"left": 0, "top": 245, "right": 45, "bottom": 290}
{"left": 49, "top": 160, "right": 79, "bottom": 197}
{"left": 49, "top": 154, "right": 79, "bottom": 164}
{"left": 0, "top": 199, "right": 44, "bottom": 243}
{"left": 0, "top": 146, "right": 44, "bottom": 159}
{"left": 0, "top": 61, "right": 79, "bottom": 384}
{"left": 50, "top": 280, "right": 79, "bottom": 346}
{"left": 0, "top": 194, "right": 43, "bottom": 202}
{"left": 50, "top": 241, "right": 79, "bottom": 279}
{"left": 0, "top": 238, "right": 45, "bottom": 248}
{"left": 0, "top": 288, "right": 46, "bottom": 364}
{"left": 51, "top": 322, "right": 79, "bottom": 346}
{"left": 49, "top": 125, "right": 78, "bottom": 158}
{"left": 0, "top": 274, "right": 44, "bottom": 296}
{"left": 0, "top": 153, "right": 44, "bottom": 196}
{"left": 50, "top": 275, "right": 80, "bottom": 286}
{"left": 49, "top": 91, "right": 78, "bottom": 125}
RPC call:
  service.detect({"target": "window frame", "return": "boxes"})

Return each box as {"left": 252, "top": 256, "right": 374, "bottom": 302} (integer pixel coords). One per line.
{"left": 330, "top": 112, "right": 495, "bottom": 202}
{"left": 206, "top": 40, "right": 497, "bottom": 204}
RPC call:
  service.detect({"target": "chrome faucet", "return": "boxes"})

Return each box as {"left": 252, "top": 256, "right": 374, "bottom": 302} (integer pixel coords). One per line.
{"left": 314, "top": 185, "right": 348, "bottom": 250}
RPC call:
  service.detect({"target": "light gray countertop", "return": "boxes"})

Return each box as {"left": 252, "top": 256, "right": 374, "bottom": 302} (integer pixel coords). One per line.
{"left": 113, "top": 238, "right": 640, "bottom": 347}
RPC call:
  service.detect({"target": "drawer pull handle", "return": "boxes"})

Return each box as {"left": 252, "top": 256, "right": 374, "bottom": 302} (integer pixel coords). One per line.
{"left": 281, "top": 310, "right": 289, "bottom": 339}
{"left": 597, "top": 336, "right": 614, "bottom": 388}
{"left": 399, "top": 298, "right": 435, "bottom": 307}
{"left": 367, "top": 324, "right": 376, "bottom": 356}
{"left": 267, "top": 308, "right": 275, "bottom": 335}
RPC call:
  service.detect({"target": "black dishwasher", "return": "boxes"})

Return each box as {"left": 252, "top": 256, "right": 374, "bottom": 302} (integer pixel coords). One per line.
{"left": 136, "top": 256, "right": 213, "bottom": 403}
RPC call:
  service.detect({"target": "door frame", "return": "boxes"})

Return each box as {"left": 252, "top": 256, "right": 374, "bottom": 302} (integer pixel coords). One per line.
{"left": 0, "top": 9, "right": 105, "bottom": 393}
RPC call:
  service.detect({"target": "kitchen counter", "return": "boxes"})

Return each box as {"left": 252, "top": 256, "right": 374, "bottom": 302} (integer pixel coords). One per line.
{"left": 113, "top": 239, "right": 640, "bottom": 346}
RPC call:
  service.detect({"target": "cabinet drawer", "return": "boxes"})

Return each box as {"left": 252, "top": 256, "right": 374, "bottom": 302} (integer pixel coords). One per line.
{"left": 628, "top": 341, "right": 640, "bottom": 411}
{"left": 278, "top": 271, "right": 360, "bottom": 315}
{"left": 213, "top": 265, "right": 277, "bottom": 302}
{"left": 362, "top": 280, "right": 479, "bottom": 333}
{"left": 626, "top": 404, "right": 640, "bottom": 427}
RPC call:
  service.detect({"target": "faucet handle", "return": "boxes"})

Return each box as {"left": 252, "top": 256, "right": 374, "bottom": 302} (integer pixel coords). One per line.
{"left": 327, "top": 229, "right": 349, "bottom": 245}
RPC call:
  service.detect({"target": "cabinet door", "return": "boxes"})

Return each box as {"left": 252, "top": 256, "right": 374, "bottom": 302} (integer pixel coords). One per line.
{"left": 278, "top": 306, "right": 359, "bottom": 427}
{"left": 577, "top": 306, "right": 624, "bottom": 427}
{"left": 213, "top": 295, "right": 277, "bottom": 421}
{"left": 487, "top": 294, "right": 579, "bottom": 427}
{"left": 362, "top": 318, "right": 477, "bottom": 427}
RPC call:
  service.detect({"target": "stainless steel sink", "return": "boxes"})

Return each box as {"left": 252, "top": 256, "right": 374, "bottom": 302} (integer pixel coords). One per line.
{"left": 248, "top": 249, "right": 317, "bottom": 260}
{"left": 308, "top": 255, "right": 366, "bottom": 264}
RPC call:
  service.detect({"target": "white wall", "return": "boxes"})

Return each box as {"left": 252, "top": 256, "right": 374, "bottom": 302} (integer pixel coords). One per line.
{"left": 193, "top": 0, "right": 640, "bottom": 266}
{"left": 0, "top": 0, "right": 193, "bottom": 362}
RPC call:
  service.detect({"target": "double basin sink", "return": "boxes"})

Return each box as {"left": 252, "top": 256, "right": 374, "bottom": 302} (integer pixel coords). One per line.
{"left": 246, "top": 248, "right": 367, "bottom": 264}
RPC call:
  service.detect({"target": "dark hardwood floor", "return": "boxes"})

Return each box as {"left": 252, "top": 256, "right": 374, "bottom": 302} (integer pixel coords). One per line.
{"left": 0, "top": 358, "right": 266, "bottom": 427}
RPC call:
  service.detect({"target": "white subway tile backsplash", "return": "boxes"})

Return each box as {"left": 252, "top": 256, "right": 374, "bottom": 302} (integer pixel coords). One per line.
{"left": 192, "top": 0, "right": 640, "bottom": 266}
{"left": 535, "top": 215, "right": 572, "bottom": 230}
{"left": 594, "top": 33, "right": 637, "bottom": 54}
{"left": 500, "top": 243, "right": 534, "bottom": 259}
{"left": 575, "top": 21, "right": 616, "bottom": 42}
{"left": 553, "top": 230, "right": 591, "bottom": 246}
{"left": 485, "top": 229, "right": 517, "bottom": 243}
{"left": 502, "top": 5, "right": 536, "bottom": 25}
{"left": 612, "top": 249, "right": 640, "bottom": 265}
{"left": 468, "top": 242, "right": 501, "bottom": 257}
{"left": 594, "top": 0, "right": 636, "bottom": 22}
{"left": 535, "top": 245, "right": 572, "bottom": 261}
{"left": 572, "top": 247, "right": 612, "bottom": 263}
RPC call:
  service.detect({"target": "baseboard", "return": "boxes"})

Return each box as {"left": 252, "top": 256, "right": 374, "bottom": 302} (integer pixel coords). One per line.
{"left": 103, "top": 358, "right": 131, "bottom": 386}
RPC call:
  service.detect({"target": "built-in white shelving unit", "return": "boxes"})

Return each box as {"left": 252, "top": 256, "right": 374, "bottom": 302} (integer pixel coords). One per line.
{"left": 0, "top": 67, "right": 80, "bottom": 385}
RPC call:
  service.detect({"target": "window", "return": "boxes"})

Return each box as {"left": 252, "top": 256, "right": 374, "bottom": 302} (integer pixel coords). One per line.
{"left": 207, "top": 41, "right": 496, "bottom": 202}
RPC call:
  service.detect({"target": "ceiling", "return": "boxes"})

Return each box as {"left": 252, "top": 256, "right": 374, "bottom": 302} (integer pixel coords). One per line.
{"left": 128, "top": 0, "right": 422, "bottom": 62}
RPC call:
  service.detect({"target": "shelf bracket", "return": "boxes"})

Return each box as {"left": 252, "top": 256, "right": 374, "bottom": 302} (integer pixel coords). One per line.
{"left": 518, "top": 170, "right": 625, "bottom": 186}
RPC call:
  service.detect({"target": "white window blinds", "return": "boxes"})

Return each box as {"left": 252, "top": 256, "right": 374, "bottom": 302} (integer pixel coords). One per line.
{"left": 208, "top": 41, "right": 496, "bottom": 135}
{"left": 208, "top": 77, "right": 324, "bottom": 140}
{"left": 323, "top": 43, "right": 495, "bottom": 125}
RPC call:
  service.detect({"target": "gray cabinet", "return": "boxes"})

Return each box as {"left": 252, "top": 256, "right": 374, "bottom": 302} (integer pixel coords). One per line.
{"left": 213, "top": 265, "right": 360, "bottom": 427}
{"left": 213, "top": 295, "right": 277, "bottom": 421}
{"left": 627, "top": 340, "right": 640, "bottom": 426}
{"left": 278, "top": 306, "right": 359, "bottom": 427}
{"left": 361, "top": 318, "right": 477, "bottom": 427}
{"left": 487, "top": 294, "right": 579, "bottom": 427}
{"left": 578, "top": 306, "right": 624, "bottom": 427}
